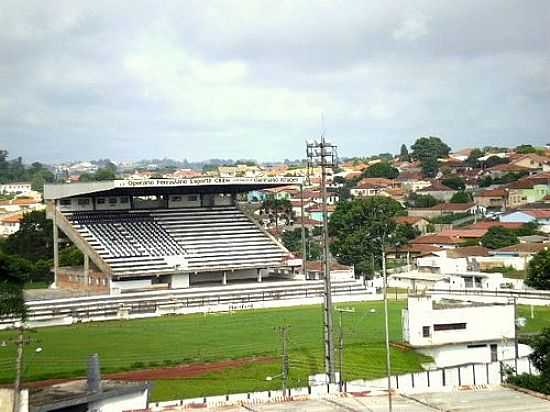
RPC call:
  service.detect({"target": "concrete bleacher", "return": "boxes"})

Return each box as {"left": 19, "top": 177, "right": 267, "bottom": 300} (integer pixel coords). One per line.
{"left": 1, "top": 279, "right": 373, "bottom": 329}
{"left": 64, "top": 206, "right": 288, "bottom": 276}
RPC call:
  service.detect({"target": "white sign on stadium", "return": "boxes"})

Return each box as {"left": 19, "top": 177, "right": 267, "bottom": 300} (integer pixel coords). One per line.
{"left": 114, "top": 176, "right": 305, "bottom": 188}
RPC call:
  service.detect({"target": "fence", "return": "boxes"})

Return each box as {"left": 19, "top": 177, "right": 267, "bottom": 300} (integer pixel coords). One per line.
{"left": 1, "top": 279, "right": 376, "bottom": 329}
{"left": 148, "top": 356, "right": 537, "bottom": 410}
{"left": 429, "top": 287, "right": 550, "bottom": 305}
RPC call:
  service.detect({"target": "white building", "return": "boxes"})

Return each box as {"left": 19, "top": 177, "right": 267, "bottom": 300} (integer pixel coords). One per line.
{"left": 389, "top": 270, "right": 507, "bottom": 291}
{"left": 402, "top": 295, "right": 530, "bottom": 368}
{"left": 0, "top": 181, "right": 32, "bottom": 195}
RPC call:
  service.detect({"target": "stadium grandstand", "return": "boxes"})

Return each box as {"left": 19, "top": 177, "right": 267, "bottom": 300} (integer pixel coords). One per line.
{"left": 44, "top": 177, "right": 305, "bottom": 294}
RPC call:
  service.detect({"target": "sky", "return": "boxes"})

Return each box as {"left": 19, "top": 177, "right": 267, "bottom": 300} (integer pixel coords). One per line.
{"left": 1, "top": 1, "right": 549, "bottom": 164}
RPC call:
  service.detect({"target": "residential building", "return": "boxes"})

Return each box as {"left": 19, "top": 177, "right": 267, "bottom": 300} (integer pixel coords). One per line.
{"left": 305, "top": 260, "right": 354, "bottom": 281}
{"left": 416, "top": 181, "right": 457, "bottom": 201}
{"left": 394, "top": 215, "right": 430, "bottom": 235}
{"left": 0, "top": 212, "right": 24, "bottom": 236}
{"left": 506, "top": 177, "right": 550, "bottom": 208}
{"left": 409, "top": 234, "right": 464, "bottom": 249}
{"left": 402, "top": 295, "right": 526, "bottom": 368}
{"left": 500, "top": 209, "right": 550, "bottom": 232}
{"left": 474, "top": 188, "right": 507, "bottom": 210}
{"left": 0, "top": 181, "right": 32, "bottom": 195}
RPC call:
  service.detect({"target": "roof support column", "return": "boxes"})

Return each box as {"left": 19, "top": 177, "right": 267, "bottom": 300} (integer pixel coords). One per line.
{"left": 222, "top": 271, "right": 227, "bottom": 285}
{"left": 257, "top": 268, "right": 263, "bottom": 283}
{"left": 84, "top": 254, "right": 90, "bottom": 289}
{"left": 53, "top": 206, "right": 59, "bottom": 288}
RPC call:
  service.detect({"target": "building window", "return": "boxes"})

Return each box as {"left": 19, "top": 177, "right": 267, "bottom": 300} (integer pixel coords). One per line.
{"left": 433, "top": 323, "right": 467, "bottom": 331}
{"left": 188, "top": 195, "right": 198, "bottom": 201}
{"left": 119, "top": 197, "right": 129, "bottom": 204}
{"left": 97, "top": 198, "right": 105, "bottom": 205}
{"left": 108, "top": 197, "right": 117, "bottom": 204}
{"left": 467, "top": 344, "right": 487, "bottom": 349}
{"left": 422, "top": 326, "right": 431, "bottom": 337}
{"left": 77, "top": 198, "right": 90, "bottom": 206}
{"left": 60, "top": 199, "right": 72, "bottom": 206}
{"left": 172, "top": 196, "right": 182, "bottom": 202}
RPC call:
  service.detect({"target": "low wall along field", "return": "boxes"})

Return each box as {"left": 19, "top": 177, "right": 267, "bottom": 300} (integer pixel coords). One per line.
{"left": 1, "top": 301, "right": 548, "bottom": 402}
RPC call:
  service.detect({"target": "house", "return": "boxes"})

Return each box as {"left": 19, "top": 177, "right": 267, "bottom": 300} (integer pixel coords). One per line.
{"left": 394, "top": 215, "right": 430, "bottom": 235}
{"left": 305, "top": 260, "right": 354, "bottom": 281}
{"left": 402, "top": 295, "right": 528, "bottom": 368}
{"left": 472, "top": 243, "right": 550, "bottom": 270}
{"left": 506, "top": 177, "right": 550, "bottom": 208}
{"left": 500, "top": 209, "right": 550, "bottom": 232}
{"left": 409, "top": 234, "right": 465, "bottom": 249}
{"left": 388, "top": 271, "right": 449, "bottom": 290}
{"left": 350, "top": 177, "right": 399, "bottom": 198}
{"left": 465, "top": 221, "right": 525, "bottom": 231}
{"left": 483, "top": 162, "right": 530, "bottom": 178}
{"left": 474, "top": 188, "right": 508, "bottom": 210}
{"left": 437, "top": 229, "right": 487, "bottom": 240}
{"left": 510, "top": 153, "right": 550, "bottom": 171}
{"left": 408, "top": 202, "right": 480, "bottom": 219}
{"left": 415, "top": 247, "right": 490, "bottom": 274}
{"left": 0, "top": 198, "right": 45, "bottom": 214}
{"left": 397, "top": 170, "right": 431, "bottom": 192}
{"left": 0, "top": 212, "right": 24, "bottom": 236}
{"left": 416, "top": 181, "right": 457, "bottom": 201}
{"left": 306, "top": 204, "right": 336, "bottom": 222}
{"left": 0, "top": 181, "right": 32, "bottom": 195}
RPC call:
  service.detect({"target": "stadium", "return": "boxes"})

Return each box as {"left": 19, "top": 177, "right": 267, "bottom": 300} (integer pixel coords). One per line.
{"left": 44, "top": 177, "right": 308, "bottom": 294}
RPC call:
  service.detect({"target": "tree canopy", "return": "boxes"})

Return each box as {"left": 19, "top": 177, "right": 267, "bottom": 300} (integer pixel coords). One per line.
{"left": 480, "top": 226, "right": 518, "bottom": 249}
{"left": 3, "top": 210, "right": 53, "bottom": 261}
{"left": 399, "top": 144, "right": 410, "bottom": 162}
{"left": 442, "top": 175, "right": 466, "bottom": 191}
{"left": 328, "top": 197, "right": 404, "bottom": 275}
{"left": 411, "top": 136, "right": 451, "bottom": 162}
{"left": 0, "top": 253, "right": 27, "bottom": 319}
{"left": 450, "top": 191, "right": 472, "bottom": 203}
{"left": 408, "top": 193, "right": 439, "bottom": 208}
{"left": 525, "top": 249, "right": 550, "bottom": 290}
{"left": 0, "top": 150, "right": 54, "bottom": 190}
{"left": 421, "top": 157, "right": 439, "bottom": 178}
{"left": 363, "top": 162, "right": 399, "bottom": 179}
{"left": 463, "top": 148, "right": 484, "bottom": 168}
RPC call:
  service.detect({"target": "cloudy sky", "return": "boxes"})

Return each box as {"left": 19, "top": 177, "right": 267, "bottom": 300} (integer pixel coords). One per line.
{"left": 1, "top": 1, "right": 549, "bottom": 163}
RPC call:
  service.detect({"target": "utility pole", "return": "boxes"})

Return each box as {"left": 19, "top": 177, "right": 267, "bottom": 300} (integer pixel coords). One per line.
{"left": 336, "top": 307, "right": 355, "bottom": 391}
{"left": 277, "top": 325, "right": 290, "bottom": 395}
{"left": 300, "top": 184, "right": 307, "bottom": 276}
{"left": 513, "top": 297, "right": 519, "bottom": 359}
{"left": 382, "top": 237, "right": 393, "bottom": 412}
{"left": 306, "top": 137, "right": 338, "bottom": 383}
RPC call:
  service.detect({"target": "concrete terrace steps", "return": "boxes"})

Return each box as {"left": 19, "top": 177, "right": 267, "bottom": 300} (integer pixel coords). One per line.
{"left": 4, "top": 280, "right": 370, "bottom": 326}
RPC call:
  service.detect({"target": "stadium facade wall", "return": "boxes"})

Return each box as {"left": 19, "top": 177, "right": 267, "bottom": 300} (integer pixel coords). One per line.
{"left": 57, "top": 267, "right": 110, "bottom": 292}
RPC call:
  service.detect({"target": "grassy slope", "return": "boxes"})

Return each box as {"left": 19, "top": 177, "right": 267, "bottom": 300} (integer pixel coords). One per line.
{"left": 0, "top": 300, "right": 430, "bottom": 400}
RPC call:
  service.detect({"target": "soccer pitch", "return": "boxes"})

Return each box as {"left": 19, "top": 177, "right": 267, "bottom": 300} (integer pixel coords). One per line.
{"left": 4, "top": 299, "right": 545, "bottom": 401}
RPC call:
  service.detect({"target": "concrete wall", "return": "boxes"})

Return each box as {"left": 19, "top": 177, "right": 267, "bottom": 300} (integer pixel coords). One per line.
{"left": 168, "top": 194, "right": 201, "bottom": 208}
{"left": 96, "top": 196, "right": 132, "bottom": 210}
{"left": 190, "top": 268, "right": 260, "bottom": 284}
{"left": 171, "top": 273, "right": 190, "bottom": 288}
{"left": 58, "top": 197, "right": 95, "bottom": 212}
{"left": 57, "top": 268, "right": 110, "bottom": 292}
{"left": 91, "top": 389, "right": 149, "bottom": 412}
{"left": 404, "top": 296, "right": 515, "bottom": 347}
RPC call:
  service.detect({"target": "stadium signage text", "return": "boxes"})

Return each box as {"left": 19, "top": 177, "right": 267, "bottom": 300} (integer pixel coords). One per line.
{"left": 114, "top": 177, "right": 304, "bottom": 188}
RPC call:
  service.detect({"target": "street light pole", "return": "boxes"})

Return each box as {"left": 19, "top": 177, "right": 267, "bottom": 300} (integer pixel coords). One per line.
{"left": 382, "top": 237, "right": 393, "bottom": 412}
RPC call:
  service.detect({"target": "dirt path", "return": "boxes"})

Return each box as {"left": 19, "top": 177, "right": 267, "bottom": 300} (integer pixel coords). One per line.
{"left": 20, "top": 356, "right": 274, "bottom": 388}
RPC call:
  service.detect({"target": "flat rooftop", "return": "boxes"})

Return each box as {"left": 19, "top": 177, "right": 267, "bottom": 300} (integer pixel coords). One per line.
{"left": 174, "top": 386, "right": 550, "bottom": 412}
{"left": 44, "top": 177, "right": 305, "bottom": 200}
{"left": 432, "top": 298, "right": 510, "bottom": 310}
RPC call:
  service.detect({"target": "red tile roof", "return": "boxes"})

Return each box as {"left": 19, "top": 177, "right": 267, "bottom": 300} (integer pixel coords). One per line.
{"left": 523, "top": 210, "right": 550, "bottom": 219}
{"left": 494, "top": 243, "right": 548, "bottom": 253}
{"left": 466, "top": 221, "right": 524, "bottom": 230}
{"left": 447, "top": 246, "right": 490, "bottom": 258}
{"left": 410, "top": 234, "right": 464, "bottom": 245}
{"left": 475, "top": 188, "right": 507, "bottom": 198}
{"left": 306, "top": 260, "right": 351, "bottom": 272}
{"left": 430, "top": 202, "right": 475, "bottom": 212}
{"left": 438, "top": 229, "right": 487, "bottom": 238}
{"left": 394, "top": 216, "right": 427, "bottom": 225}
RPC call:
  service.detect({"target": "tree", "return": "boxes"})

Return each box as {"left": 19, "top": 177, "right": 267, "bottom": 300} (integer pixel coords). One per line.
{"left": 421, "top": 157, "right": 439, "bottom": 178}
{"left": 411, "top": 136, "right": 451, "bottom": 162}
{"left": 515, "top": 144, "right": 538, "bottom": 154}
{"left": 408, "top": 193, "right": 439, "bottom": 208}
{"left": 363, "top": 162, "right": 399, "bottom": 179}
{"left": 442, "top": 175, "right": 466, "bottom": 191}
{"left": 529, "top": 327, "right": 550, "bottom": 379}
{"left": 2, "top": 210, "right": 53, "bottom": 261}
{"left": 450, "top": 191, "right": 472, "bottom": 203}
{"left": 480, "top": 226, "right": 518, "bottom": 249}
{"left": 329, "top": 197, "right": 404, "bottom": 276}
{"left": 399, "top": 144, "right": 410, "bottom": 162}
{"left": 525, "top": 249, "right": 550, "bottom": 290}
{"left": 94, "top": 168, "right": 116, "bottom": 181}
{"left": 464, "top": 148, "right": 484, "bottom": 168}
{"left": 0, "top": 253, "right": 27, "bottom": 320}
{"left": 485, "top": 155, "right": 508, "bottom": 168}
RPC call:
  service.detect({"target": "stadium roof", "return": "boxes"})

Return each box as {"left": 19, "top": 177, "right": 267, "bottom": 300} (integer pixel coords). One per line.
{"left": 44, "top": 177, "right": 305, "bottom": 200}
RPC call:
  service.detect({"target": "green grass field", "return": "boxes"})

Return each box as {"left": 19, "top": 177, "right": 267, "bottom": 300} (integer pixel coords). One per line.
{"left": 0, "top": 301, "right": 547, "bottom": 401}
{"left": 0, "top": 301, "right": 431, "bottom": 400}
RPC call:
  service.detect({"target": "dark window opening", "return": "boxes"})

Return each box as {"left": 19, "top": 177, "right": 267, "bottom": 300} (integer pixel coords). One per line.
{"left": 433, "top": 323, "right": 466, "bottom": 331}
